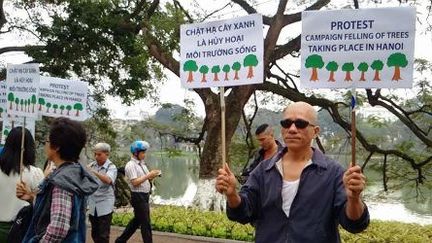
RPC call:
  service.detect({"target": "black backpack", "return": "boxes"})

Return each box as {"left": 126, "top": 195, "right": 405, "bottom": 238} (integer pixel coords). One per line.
{"left": 7, "top": 205, "right": 33, "bottom": 243}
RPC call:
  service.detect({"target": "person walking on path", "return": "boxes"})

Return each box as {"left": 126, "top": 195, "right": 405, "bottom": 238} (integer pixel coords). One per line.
{"left": 87, "top": 142, "right": 117, "bottom": 243}
{"left": 115, "top": 140, "right": 161, "bottom": 243}
{"left": 216, "top": 101, "right": 369, "bottom": 243}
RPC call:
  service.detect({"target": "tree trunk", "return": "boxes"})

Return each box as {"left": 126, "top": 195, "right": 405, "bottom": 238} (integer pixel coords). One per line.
{"left": 193, "top": 86, "right": 254, "bottom": 209}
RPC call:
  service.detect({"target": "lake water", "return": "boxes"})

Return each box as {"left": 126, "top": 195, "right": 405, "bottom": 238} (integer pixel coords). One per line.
{"left": 146, "top": 155, "right": 432, "bottom": 225}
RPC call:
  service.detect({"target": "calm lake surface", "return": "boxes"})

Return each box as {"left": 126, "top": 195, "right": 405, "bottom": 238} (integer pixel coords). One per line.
{"left": 146, "top": 155, "right": 432, "bottom": 225}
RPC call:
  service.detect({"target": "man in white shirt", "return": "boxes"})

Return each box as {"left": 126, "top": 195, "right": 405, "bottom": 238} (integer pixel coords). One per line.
{"left": 87, "top": 142, "right": 117, "bottom": 243}
{"left": 115, "top": 140, "right": 160, "bottom": 243}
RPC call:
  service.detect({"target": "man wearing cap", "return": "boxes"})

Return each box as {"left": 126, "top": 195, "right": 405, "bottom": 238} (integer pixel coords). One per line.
{"left": 115, "top": 140, "right": 161, "bottom": 243}
{"left": 87, "top": 142, "right": 117, "bottom": 243}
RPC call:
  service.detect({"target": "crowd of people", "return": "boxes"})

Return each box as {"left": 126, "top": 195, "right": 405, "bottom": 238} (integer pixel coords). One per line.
{"left": 0, "top": 101, "right": 369, "bottom": 243}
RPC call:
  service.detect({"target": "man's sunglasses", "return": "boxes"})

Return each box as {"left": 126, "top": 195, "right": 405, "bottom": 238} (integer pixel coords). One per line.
{"left": 280, "top": 118, "right": 315, "bottom": 129}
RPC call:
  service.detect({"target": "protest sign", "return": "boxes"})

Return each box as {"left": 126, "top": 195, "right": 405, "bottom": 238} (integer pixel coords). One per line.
{"left": 5, "top": 64, "right": 40, "bottom": 118}
{"left": 300, "top": 7, "right": 415, "bottom": 89}
{"left": 180, "top": 14, "right": 264, "bottom": 88}
{"left": 0, "top": 80, "right": 6, "bottom": 121}
{"left": 1, "top": 117, "right": 35, "bottom": 145}
{"left": 39, "top": 76, "right": 88, "bottom": 121}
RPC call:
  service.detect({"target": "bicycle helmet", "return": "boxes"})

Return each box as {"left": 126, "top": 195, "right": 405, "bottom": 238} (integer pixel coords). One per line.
{"left": 130, "top": 140, "right": 150, "bottom": 154}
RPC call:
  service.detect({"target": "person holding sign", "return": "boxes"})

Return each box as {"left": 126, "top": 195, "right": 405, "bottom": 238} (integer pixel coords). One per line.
{"left": 16, "top": 117, "right": 99, "bottom": 242}
{"left": 216, "top": 102, "right": 369, "bottom": 242}
{"left": 0, "top": 127, "right": 43, "bottom": 242}
{"left": 115, "top": 140, "right": 161, "bottom": 243}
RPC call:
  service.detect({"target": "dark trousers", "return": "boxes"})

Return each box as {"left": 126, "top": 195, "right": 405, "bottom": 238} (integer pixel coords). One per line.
{"left": 89, "top": 210, "right": 112, "bottom": 243}
{"left": 115, "top": 192, "right": 152, "bottom": 243}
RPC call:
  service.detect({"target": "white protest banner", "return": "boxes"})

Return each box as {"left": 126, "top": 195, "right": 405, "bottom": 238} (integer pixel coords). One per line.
{"left": 180, "top": 14, "right": 264, "bottom": 88}
{"left": 6, "top": 64, "right": 40, "bottom": 118}
{"left": 1, "top": 117, "right": 35, "bottom": 145}
{"left": 39, "top": 76, "right": 88, "bottom": 121}
{"left": 300, "top": 7, "right": 415, "bottom": 89}
{"left": 0, "top": 80, "right": 6, "bottom": 121}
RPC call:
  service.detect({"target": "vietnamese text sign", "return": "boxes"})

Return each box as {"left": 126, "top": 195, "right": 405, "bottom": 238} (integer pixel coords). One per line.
{"left": 1, "top": 117, "right": 35, "bottom": 145}
{"left": 39, "top": 77, "right": 88, "bottom": 121}
{"left": 6, "top": 64, "right": 40, "bottom": 118}
{"left": 300, "top": 7, "right": 415, "bottom": 89}
{"left": 180, "top": 14, "right": 264, "bottom": 88}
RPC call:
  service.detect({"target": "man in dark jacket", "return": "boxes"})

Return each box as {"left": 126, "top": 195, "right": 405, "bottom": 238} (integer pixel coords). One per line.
{"left": 216, "top": 102, "right": 369, "bottom": 243}
{"left": 17, "top": 117, "right": 99, "bottom": 242}
{"left": 241, "top": 124, "right": 283, "bottom": 184}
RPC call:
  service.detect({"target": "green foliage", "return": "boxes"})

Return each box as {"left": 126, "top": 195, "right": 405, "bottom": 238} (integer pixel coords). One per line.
{"left": 326, "top": 61, "right": 338, "bottom": 71}
{"left": 305, "top": 54, "right": 324, "bottom": 68}
{"left": 387, "top": 52, "right": 408, "bottom": 67}
{"left": 112, "top": 206, "right": 432, "bottom": 242}
{"left": 371, "top": 60, "right": 384, "bottom": 70}
{"left": 342, "top": 62, "right": 354, "bottom": 72}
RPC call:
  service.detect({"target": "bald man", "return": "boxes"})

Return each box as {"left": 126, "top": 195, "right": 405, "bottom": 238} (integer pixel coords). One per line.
{"left": 216, "top": 101, "right": 369, "bottom": 243}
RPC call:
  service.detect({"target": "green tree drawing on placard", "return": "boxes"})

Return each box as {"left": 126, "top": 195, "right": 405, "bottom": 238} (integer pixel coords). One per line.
{"left": 211, "top": 65, "right": 221, "bottom": 81}
{"left": 325, "top": 61, "right": 338, "bottom": 82}
{"left": 74, "top": 103, "right": 83, "bottom": 116}
{"left": 38, "top": 98, "right": 45, "bottom": 111}
{"left": 60, "top": 105, "right": 65, "bottom": 115}
{"left": 3, "top": 129, "right": 9, "bottom": 136}
{"left": 8, "top": 93, "right": 14, "bottom": 110}
{"left": 199, "top": 65, "right": 209, "bottom": 83}
{"left": 232, "top": 62, "right": 241, "bottom": 80}
{"left": 66, "top": 105, "right": 72, "bottom": 115}
{"left": 243, "top": 54, "right": 258, "bottom": 78}
{"left": 371, "top": 60, "right": 384, "bottom": 81}
{"left": 305, "top": 54, "right": 324, "bottom": 81}
{"left": 20, "top": 99, "right": 24, "bottom": 111}
{"left": 27, "top": 99, "right": 31, "bottom": 112}
{"left": 183, "top": 60, "right": 199, "bottom": 82}
{"left": 387, "top": 52, "right": 408, "bottom": 81}
{"left": 0, "top": 107, "right": 3, "bottom": 117}
{"left": 15, "top": 98, "right": 19, "bottom": 111}
{"left": 24, "top": 100, "right": 28, "bottom": 112}
{"left": 222, "top": 64, "right": 230, "bottom": 81}
{"left": 31, "top": 95, "right": 36, "bottom": 113}
{"left": 357, "top": 62, "right": 369, "bottom": 81}
{"left": 53, "top": 104, "right": 58, "bottom": 113}
{"left": 342, "top": 62, "right": 354, "bottom": 81}
{"left": 46, "top": 102, "right": 52, "bottom": 112}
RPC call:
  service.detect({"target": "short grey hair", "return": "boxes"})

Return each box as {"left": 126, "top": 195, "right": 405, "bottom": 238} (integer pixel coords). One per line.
{"left": 93, "top": 142, "right": 111, "bottom": 152}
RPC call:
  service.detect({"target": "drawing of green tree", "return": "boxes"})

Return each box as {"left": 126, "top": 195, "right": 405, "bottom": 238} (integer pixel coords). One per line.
{"left": 342, "top": 62, "right": 354, "bottom": 81}
{"left": 31, "top": 95, "right": 36, "bottom": 113}
{"left": 325, "top": 61, "right": 338, "bottom": 82}
{"left": 305, "top": 54, "right": 324, "bottom": 81}
{"left": 0, "top": 107, "right": 3, "bottom": 117}
{"left": 8, "top": 93, "right": 14, "bottom": 110}
{"left": 357, "top": 62, "right": 369, "bottom": 81}
{"left": 53, "top": 104, "right": 58, "bottom": 113}
{"left": 38, "top": 98, "right": 45, "bottom": 111}
{"left": 211, "top": 65, "right": 221, "bottom": 81}
{"left": 66, "top": 105, "right": 72, "bottom": 115}
{"left": 3, "top": 129, "right": 9, "bottom": 136}
{"left": 15, "top": 98, "right": 19, "bottom": 111}
{"left": 222, "top": 64, "right": 230, "bottom": 81}
{"left": 183, "top": 60, "right": 199, "bottom": 82}
{"left": 371, "top": 60, "right": 384, "bottom": 81}
{"left": 60, "top": 105, "right": 65, "bottom": 115}
{"left": 387, "top": 52, "right": 408, "bottom": 81}
{"left": 232, "top": 62, "right": 241, "bottom": 80}
{"left": 243, "top": 54, "right": 258, "bottom": 78}
{"left": 46, "top": 102, "right": 52, "bottom": 112}
{"left": 199, "top": 65, "right": 209, "bottom": 83}
{"left": 20, "top": 99, "right": 24, "bottom": 111}
{"left": 74, "top": 103, "right": 83, "bottom": 116}
{"left": 27, "top": 99, "right": 31, "bottom": 112}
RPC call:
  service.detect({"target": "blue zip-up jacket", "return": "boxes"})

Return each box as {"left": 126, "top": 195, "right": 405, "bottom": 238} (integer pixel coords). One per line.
{"left": 23, "top": 162, "right": 99, "bottom": 243}
{"left": 227, "top": 147, "right": 369, "bottom": 243}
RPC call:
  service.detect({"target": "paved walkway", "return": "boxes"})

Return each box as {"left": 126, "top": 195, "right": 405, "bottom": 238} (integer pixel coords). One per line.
{"left": 87, "top": 226, "right": 249, "bottom": 243}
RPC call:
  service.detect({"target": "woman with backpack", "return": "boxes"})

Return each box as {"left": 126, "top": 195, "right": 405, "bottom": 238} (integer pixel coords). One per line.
{"left": 0, "top": 127, "right": 43, "bottom": 243}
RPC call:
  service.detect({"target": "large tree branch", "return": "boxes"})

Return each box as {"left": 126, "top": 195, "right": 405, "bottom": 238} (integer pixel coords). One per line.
{"left": 0, "top": 45, "right": 45, "bottom": 55}
{"left": 0, "top": 0, "right": 6, "bottom": 30}
{"left": 231, "top": 0, "right": 272, "bottom": 25}
{"left": 271, "top": 35, "right": 301, "bottom": 62}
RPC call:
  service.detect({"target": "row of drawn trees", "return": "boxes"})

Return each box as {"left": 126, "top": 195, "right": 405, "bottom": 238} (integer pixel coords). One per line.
{"left": 183, "top": 54, "right": 259, "bottom": 83}
{"left": 305, "top": 52, "right": 408, "bottom": 82}
{"left": 7, "top": 93, "right": 83, "bottom": 116}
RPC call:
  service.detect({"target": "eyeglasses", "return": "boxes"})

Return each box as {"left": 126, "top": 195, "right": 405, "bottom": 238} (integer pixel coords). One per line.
{"left": 280, "top": 118, "right": 315, "bottom": 129}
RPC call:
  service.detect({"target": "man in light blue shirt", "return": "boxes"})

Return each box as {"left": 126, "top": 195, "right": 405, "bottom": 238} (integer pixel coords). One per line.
{"left": 87, "top": 142, "right": 117, "bottom": 243}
